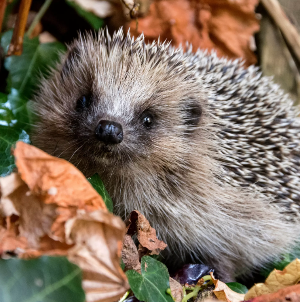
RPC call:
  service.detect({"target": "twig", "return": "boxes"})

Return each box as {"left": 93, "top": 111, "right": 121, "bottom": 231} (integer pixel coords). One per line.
{"left": 27, "top": 0, "right": 52, "bottom": 37}
{"left": 0, "top": 0, "right": 7, "bottom": 33}
{"left": 7, "top": 0, "right": 32, "bottom": 56}
{"left": 261, "top": 0, "right": 300, "bottom": 65}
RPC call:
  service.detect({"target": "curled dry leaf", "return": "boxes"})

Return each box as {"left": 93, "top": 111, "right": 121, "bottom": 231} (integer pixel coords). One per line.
{"left": 245, "top": 259, "right": 300, "bottom": 300}
{"left": 71, "top": 0, "right": 259, "bottom": 65}
{"left": 211, "top": 273, "right": 245, "bottom": 302}
{"left": 0, "top": 142, "right": 129, "bottom": 302}
{"left": 66, "top": 211, "right": 128, "bottom": 302}
{"left": 14, "top": 141, "right": 107, "bottom": 241}
{"left": 122, "top": 234, "right": 141, "bottom": 272}
{"left": 169, "top": 277, "right": 183, "bottom": 302}
{"left": 123, "top": 212, "right": 172, "bottom": 300}
{"left": 0, "top": 172, "right": 62, "bottom": 254}
{"left": 126, "top": 0, "right": 259, "bottom": 66}
{"left": 126, "top": 210, "right": 167, "bottom": 256}
{"left": 245, "top": 284, "right": 300, "bottom": 302}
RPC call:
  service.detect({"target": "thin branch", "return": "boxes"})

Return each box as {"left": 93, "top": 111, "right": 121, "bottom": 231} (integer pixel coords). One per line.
{"left": 7, "top": 0, "right": 32, "bottom": 56}
{"left": 27, "top": 0, "right": 52, "bottom": 37}
{"left": 0, "top": 0, "right": 7, "bottom": 33}
{"left": 261, "top": 0, "right": 300, "bottom": 65}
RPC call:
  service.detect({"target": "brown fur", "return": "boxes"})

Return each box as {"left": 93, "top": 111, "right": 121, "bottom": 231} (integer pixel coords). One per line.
{"left": 31, "top": 29, "right": 300, "bottom": 281}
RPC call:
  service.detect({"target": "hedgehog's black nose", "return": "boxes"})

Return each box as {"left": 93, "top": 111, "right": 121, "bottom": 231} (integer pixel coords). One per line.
{"left": 95, "top": 120, "right": 123, "bottom": 144}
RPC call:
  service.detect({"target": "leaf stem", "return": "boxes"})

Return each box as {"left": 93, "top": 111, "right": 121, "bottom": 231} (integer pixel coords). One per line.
{"left": 118, "top": 290, "right": 130, "bottom": 302}
{"left": 19, "top": 45, "right": 39, "bottom": 96}
{"left": 27, "top": 0, "right": 52, "bottom": 37}
{"left": 202, "top": 275, "right": 212, "bottom": 282}
{"left": 181, "top": 285, "right": 201, "bottom": 302}
{"left": 23, "top": 267, "right": 82, "bottom": 302}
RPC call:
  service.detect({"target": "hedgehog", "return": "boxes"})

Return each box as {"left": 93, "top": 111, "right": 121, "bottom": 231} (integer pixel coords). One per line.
{"left": 31, "top": 29, "right": 300, "bottom": 281}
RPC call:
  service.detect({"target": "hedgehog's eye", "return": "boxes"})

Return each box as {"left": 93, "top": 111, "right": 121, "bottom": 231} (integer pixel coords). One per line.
{"left": 76, "top": 95, "right": 92, "bottom": 112}
{"left": 142, "top": 113, "right": 154, "bottom": 128}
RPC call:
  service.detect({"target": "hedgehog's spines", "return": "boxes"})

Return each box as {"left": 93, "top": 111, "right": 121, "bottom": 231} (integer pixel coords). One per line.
{"left": 32, "top": 28, "right": 300, "bottom": 281}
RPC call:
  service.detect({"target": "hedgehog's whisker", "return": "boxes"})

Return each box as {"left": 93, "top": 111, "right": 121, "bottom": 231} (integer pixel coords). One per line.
{"left": 68, "top": 140, "right": 89, "bottom": 162}
{"left": 57, "top": 141, "right": 82, "bottom": 158}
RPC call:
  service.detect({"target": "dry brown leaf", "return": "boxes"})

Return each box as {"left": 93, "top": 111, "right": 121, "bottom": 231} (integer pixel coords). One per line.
{"left": 0, "top": 219, "right": 28, "bottom": 254}
{"left": 0, "top": 142, "right": 128, "bottom": 302}
{"left": 211, "top": 273, "right": 245, "bottom": 302}
{"left": 71, "top": 0, "right": 259, "bottom": 65}
{"left": 14, "top": 141, "right": 107, "bottom": 241}
{"left": 126, "top": 0, "right": 259, "bottom": 66}
{"left": 0, "top": 172, "right": 57, "bottom": 249}
{"left": 14, "top": 141, "right": 106, "bottom": 211}
{"left": 245, "top": 284, "right": 300, "bottom": 302}
{"left": 122, "top": 234, "right": 141, "bottom": 271}
{"left": 126, "top": 210, "right": 167, "bottom": 255}
{"left": 66, "top": 211, "right": 128, "bottom": 302}
{"left": 245, "top": 259, "right": 300, "bottom": 300}
{"left": 169, "top": 277, "right": 183, "bottom": 302}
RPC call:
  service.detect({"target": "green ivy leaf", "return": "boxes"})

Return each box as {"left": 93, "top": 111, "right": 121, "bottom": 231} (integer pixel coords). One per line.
{"left": 0, "top": 92, "right": 14, "bottom": 126}
{"left": 0, "top": 30, "right": 66, "bottom": 176}
{"left": 8, "top": 88, "right": 32, "bottom": 131}
{"left": 226, "top": 282, "right": 248, "bottom": 294}
{"left": 88, "top": 173, "right": 113, "bottom": 212}
{"left": 120, "top": 258, "right": 125, "bottom": 271}
{"left": 0, "top": 256, "right": 85, "bottom": 302}
{"left": 0, "top": 90, "right": 32, "bottom": 176}
{"left": 259, "top": 245, "right": 300, "bottom": 278}
{"left": 1, "top": 30, "right": 66, "bottom": 99}
{"left": 126, "top": 256, "right": 173, "bottom": 302}
{"left": 0, "top": 29, "right": 13, "bottom": 53}
{"left": 0, "top": 126, "right": 30, "bottom": 176}
{"left": 67, "top": 0, "right": 103, "bottom": 30}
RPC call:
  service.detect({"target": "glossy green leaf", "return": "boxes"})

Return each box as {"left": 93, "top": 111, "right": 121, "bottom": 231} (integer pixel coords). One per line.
{"left": 126, "top": 256, "right": 173, "bottom": 302}
{"left": 8, "top": 88, "right": 32, "bottom": 131}
{"left": 0, "top": 30, "right": 66, "bottom": 176}
{"left": 88, "top": 173, "right": 113, "bottom": 212}
{"left": 226, "top": 282, "right": 248, "bottom": 294}
{"left": 259, "top": 244, "right": 300, "bottom": 278}
{"left": 0, "top": 29, "right": 13, "bottom": 52}
{"left": 0, "top": 90, "right": 32, "bottom": 176}
{"left": 120, "top": 258, "right": 125, "bottom": 271}
{"left": 0, "top": 93, "right": 14, "bottom": 126}
{"left": 67, "top": 0, "right": 104, "bottom": 30}
{"left": 0, "top": 126, "right": 30, "bottom": 176}
{"left": 1, "top": 30, "right": 66, "bottom": 99}
{"left": 0, "top": 256, "right": 85, "bottom": 302}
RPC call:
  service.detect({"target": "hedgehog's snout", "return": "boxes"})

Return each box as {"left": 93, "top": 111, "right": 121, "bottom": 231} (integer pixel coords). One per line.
{"left": 95, "top": 120, "right": 123, "bottom": 144}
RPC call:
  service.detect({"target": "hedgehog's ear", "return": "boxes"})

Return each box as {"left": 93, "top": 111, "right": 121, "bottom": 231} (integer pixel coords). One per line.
{"left": 60, "top": 44, "right": 81, "bottom": 80}
{"left": 182, "top": 99, "right": 202, "bottom": 126}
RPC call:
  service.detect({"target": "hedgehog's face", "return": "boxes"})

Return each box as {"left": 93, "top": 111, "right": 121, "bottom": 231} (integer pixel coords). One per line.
{"left": 32, "top": 33, "right": 207, "bottom": 179}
